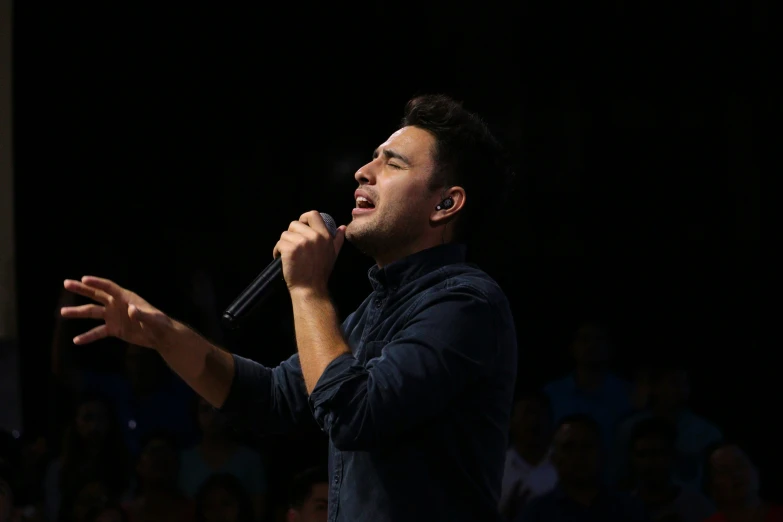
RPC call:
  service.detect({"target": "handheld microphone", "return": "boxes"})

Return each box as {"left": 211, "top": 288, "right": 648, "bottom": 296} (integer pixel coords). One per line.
{"left": 221, "top": 213, "right": 337, "bottom": 329}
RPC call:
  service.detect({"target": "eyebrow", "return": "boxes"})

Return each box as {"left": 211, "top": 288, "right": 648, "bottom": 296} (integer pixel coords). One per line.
{"left": 372, "top": 147, "right": 411, "bottom": 166}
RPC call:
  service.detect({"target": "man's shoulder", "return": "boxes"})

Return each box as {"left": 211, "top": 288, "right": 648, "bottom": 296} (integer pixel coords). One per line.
{"left": 434, "top": 264, "right": 510, "bottom": 309}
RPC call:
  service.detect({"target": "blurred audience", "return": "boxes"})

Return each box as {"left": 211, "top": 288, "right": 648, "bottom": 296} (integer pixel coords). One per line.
{"left": 614, "top": 362, "right": 722, "bottom": 489}
{"left": 629, "top": 417, "right": 714, "bottom": 521}
{"left": 83, "top": 343, "right": 197, "bottom": 457}
{"left": 194, "top": 474, "right": 255, "bottom": 522}
{"left": 704, "top": 443, "right": 783, "bottom": 522}
{"left": 179, "top": 397, "right": 266, "bottom": 520}
{"left": 500, "top": 391, "right": 558, "bottom": 520}
{"left": 544, "top": 321, "right": 633, "bottom": 451}
{"left": 126, "top": 433, "right": 194, "bottom": 522}
{"left": 43, "top": 394, "right": 131, "bottom": 522}
{"left": 516, "top": 414, "right": 648, "bottom": 521}
{"left": 59, "top": 477, "right": 115, "bottom": 522}
{"left": 286, "top": 467, "right": 327, "bottom": 522}
{"left": 1, "top": 457, "right": 16, "bottom": 522}
{"left": 84, "top": 502, "right": 129, "bottom": 522}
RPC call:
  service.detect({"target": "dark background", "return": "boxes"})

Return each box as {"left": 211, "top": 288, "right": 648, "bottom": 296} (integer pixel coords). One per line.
{"left": 13, "top": 0, "right": 769, "bottom": 497}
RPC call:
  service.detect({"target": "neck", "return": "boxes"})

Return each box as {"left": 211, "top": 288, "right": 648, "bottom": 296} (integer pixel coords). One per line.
{"left": 574, "top": 366, "right": 605, "bottom": 390}
{"left": 374, "top": 237, "right": 446, "bottom": 268}
{"left": 560, "top": 482, "right": 601, "bottom": 506}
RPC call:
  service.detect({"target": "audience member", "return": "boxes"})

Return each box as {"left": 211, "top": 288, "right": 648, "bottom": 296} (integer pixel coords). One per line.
{"left": 194, "top": 474, "right": 255, "bottom": 522}
{"left": 84, "top": 502, "right": 129, "bottom": 522}
{"left": 286, "top": 467, "right": 328, "bottom": 522}
{"left": 544, "top": 321, "right": 633, "bottom": 451}
{"left": 82, "top": 343, "right": 197, "bottom": 456}
{"left": 43, "top": 394, "right": 131, "bottom": 522}
{"left": 0, "top": 457, "right": 17, "bottom": 522}
{"left": 614, "top": 362, "right": 722, "bottom": 489}
{"left": 703, "top": 443, "right": 783, "bottom": 522}
{"left": 500, "top": 391, "right": 558, "bottom": 520}
{"left": 179, "top": 397, "right": 265, "bottom": 520}
{"left": 125, "top": 432, "right": 194, "bottom": 522}
{"left": 516, "top": 414, "right": 648, "bottom": 521}
{"left": 58, "top": 477, "right": 113, "bottom": 522}
{"left": 629, "top": 417, "right": 714, "bottom": 521}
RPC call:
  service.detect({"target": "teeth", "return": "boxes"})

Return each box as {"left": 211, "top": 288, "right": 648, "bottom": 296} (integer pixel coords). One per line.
{"left": 357, "top": 196, "right": 369, "bottom": 203}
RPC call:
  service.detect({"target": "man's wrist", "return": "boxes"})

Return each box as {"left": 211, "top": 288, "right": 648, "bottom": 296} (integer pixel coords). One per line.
{"left": 156, "top": 317, "right": 187, "bottom": 355}
{"left": 289, "top": 285, "right": 331, "bottom": 304}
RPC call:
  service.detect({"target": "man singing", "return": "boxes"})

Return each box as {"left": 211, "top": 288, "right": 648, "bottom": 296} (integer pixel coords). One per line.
{"left": 62, "top": 94, "right": 518, "bottom": 521}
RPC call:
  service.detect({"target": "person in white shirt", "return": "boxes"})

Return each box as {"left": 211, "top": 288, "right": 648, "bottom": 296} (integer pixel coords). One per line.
{"left": 499, "top": 390, "right": 558, "bottom": 520}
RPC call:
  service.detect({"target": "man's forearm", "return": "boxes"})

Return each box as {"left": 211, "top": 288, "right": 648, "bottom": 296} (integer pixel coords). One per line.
{"left": 290, "top": 288, "right": 350, "bottom": 394}
{"left": 157, "top": 320, "right": 235, "bottom": 408}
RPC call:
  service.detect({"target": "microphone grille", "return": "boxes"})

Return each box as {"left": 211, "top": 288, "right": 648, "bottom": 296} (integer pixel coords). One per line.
{"left": 320, "top": 213, "right": 337, "bottom": 238}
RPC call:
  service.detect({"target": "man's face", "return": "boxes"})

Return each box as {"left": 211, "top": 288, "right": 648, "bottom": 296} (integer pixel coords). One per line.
{"left": 75, "top": 400, "right": 109, "bottom": 444}
{"left": 631, "top": 435, "right": 673, "bottom": 487}
{"left": 136, "top": 438, "right": 178, "bottom": 486}
{"left": 551, "top": 422, "right": 601, "bottom": 486}
{"left": 511, "top": 398, "right": 552, "bottom": 445}
{"left": 346, "top": 126, "right": 439, "bottom": 263}
{"left": 653, "top": 369, "right": 690, "bottom": 409}
{"left": 288, "top": 483, "right": 328, "bottom": 522}
{"left": 709, "top": 445, "right": 759, "bottom": 507}
{"left": 201, "top": 486, "right": 240, "bottom": 522}
{"left": 570, "top": 323, "right": 609, "bottom": 367}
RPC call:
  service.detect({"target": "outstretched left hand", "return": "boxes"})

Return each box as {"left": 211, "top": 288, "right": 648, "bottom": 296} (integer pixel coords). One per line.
{"left": 273, "top": 211, "right": 346, "bottom": 295}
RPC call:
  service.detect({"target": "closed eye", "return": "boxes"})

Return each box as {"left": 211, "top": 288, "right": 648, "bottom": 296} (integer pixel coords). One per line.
{"left": 388, "top": 163, "right": 402, "bottom": 169}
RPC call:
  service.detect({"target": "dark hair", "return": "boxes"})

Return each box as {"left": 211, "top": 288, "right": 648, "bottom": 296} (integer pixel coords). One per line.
{"left": 401, "top": 94, "right": 515, "bottom": 242}
{"left": 554, "top": 414, "right": 601, "bottom": 438}
{"left": 289, "top": 466, "right": 328, "bottom": 509}
{"left": 195, "top": 473, "right": 255, "bottom": 522}
{"left": 629, "top": 417, "right": 677, "bottom": 451}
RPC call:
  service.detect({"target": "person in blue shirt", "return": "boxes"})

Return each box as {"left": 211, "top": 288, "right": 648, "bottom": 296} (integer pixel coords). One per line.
{"left": 544, "top": 321, "right": 633, "bottom": 451}
{"left": 60, "top": 94, "right": 518, "bottom": 522}
{"left": 517, "top": 414, "right": 648, "bottom": 522}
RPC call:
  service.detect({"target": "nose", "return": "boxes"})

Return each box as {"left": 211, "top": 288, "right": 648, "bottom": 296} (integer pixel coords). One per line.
{"left": 354, "top": 160, "right": 376, "bottom": 185}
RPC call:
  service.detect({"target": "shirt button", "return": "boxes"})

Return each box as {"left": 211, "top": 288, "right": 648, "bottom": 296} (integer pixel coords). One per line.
{"left": 375, "top": 299, "right": 382, "bottom": 308}
{"left": 333, "top": 476, "right": 339, "bottom": 484}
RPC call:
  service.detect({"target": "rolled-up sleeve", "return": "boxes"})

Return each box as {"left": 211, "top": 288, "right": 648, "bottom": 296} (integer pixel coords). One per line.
{"left": 219, "top": 352, "right": 313, "bottom": 434}
{"left": 308, "top": 283, "right": 503, "bottom": 451}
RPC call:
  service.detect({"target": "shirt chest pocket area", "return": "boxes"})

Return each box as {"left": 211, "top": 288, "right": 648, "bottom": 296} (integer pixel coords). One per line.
{"left": 355, "top": 340, "right": 389, "bottom": 364}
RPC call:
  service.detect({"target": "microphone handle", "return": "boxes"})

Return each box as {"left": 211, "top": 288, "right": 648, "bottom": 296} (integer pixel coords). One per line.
{"left": 221, "top": 257, "right": 282, "bottom": 329}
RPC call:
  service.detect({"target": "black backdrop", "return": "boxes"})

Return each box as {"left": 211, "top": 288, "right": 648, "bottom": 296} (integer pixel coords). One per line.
{"left": 13, "top": 0, "right": 769, "bottom": 497}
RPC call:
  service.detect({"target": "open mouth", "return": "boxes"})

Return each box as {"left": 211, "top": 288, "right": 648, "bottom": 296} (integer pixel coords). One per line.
{"left": 353, "top": 191, "right": 377, "bottom": 216}
{"left": 356, "top": 196, "right": 375, "bottom": 209}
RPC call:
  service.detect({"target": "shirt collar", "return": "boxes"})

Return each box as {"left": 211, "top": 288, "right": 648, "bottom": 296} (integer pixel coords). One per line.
{"left": 367, "top": 243, "right": 467, "bottom": 292}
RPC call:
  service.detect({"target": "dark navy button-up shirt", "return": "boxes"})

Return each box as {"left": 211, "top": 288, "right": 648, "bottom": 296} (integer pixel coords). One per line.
{"left": 220, "top": 243, "right": 518, "bottom": 521}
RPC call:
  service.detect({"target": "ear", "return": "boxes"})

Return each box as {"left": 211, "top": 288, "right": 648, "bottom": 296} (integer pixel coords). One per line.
{"left": 430, "top": 186, "right": 466, "bottom": 225}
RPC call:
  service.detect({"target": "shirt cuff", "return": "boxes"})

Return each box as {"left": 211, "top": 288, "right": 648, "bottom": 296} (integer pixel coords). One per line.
{"left": 308, "top": 352, "right": 358, "bottom": 428}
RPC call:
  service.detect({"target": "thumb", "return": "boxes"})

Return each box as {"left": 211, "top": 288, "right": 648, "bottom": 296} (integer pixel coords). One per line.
{"left": 333, "top": 225, "right": 347, "bottom": 255}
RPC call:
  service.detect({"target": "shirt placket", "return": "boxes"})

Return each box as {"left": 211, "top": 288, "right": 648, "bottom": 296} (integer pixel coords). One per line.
{"left": 328, "top": 442, "right": 343, "bottom": 522}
